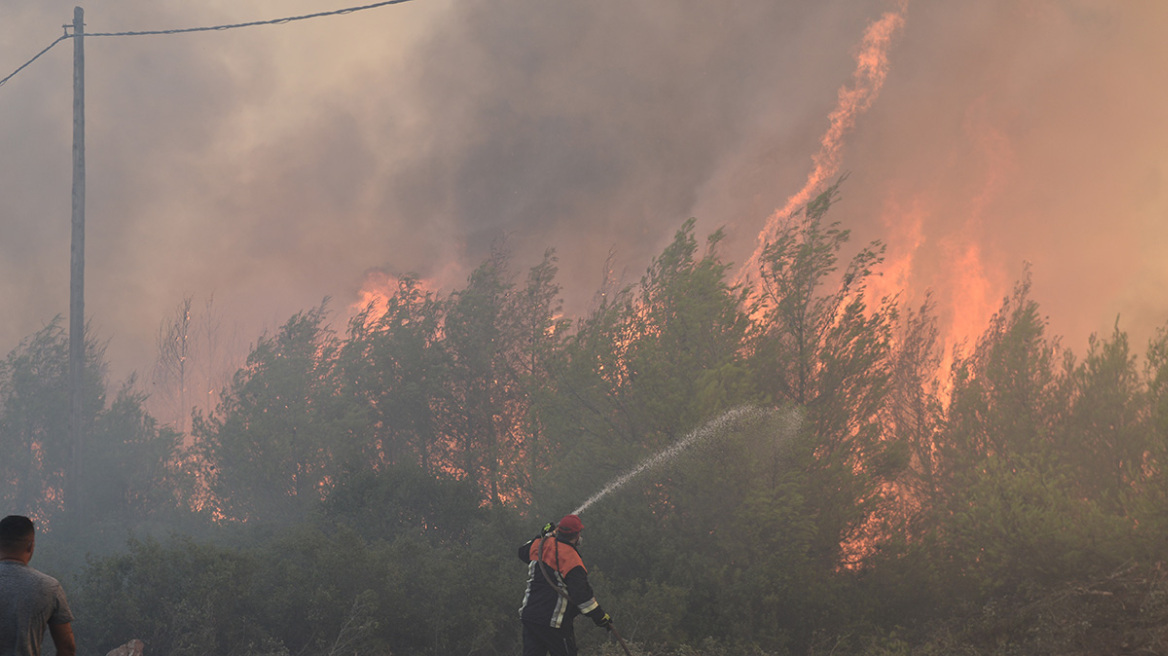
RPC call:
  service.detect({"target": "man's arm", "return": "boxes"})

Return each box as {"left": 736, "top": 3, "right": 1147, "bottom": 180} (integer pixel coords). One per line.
{"left": 563, "top": 566, "right": 609, "bottom": 626}
{"left": 49, "top": 622, "right": 76, "bottom": 656}
{"left": 518, "top": 539, "right": 535, "bottom": 563}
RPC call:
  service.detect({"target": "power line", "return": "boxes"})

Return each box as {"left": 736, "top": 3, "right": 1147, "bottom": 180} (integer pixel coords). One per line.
{"left": 0, "top": 0, "right": 420, "bottom": 89}
{"left": 0, "top": 34, "right": 69, "bottom": 90}
{"left": 82, "top": 0, "right": 420, "bottom": 38}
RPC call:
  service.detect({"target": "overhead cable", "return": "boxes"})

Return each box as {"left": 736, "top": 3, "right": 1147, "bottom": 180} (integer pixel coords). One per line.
{"left": 0, "top": 34, "right": 69, "bottom": 90}
{"left": 81, "top": 0, "right": 419, "bottom": 38}
{"left": 0, "top": 0, "right": 419, "bottom": 89}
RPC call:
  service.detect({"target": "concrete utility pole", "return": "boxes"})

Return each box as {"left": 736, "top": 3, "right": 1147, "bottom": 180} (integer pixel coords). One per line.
{"left": 68, "top": 5, "right": 85, "bottom": 517}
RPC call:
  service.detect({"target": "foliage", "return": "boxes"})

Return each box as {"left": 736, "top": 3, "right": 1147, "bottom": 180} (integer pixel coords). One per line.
{"left": 747, "top": 182, "right": 904, "bottom": 580}
{"left": 0, "top": 318, "right": 192, "bottom": 556}
{"left": 531, "top": 219, "right": 753, "bottom": 518}
{"left": 9, "top": 181, "right": 1168, "bottom": 655}
{"left": 74, "top": 501, "right": 520, "bottom": 656}
{"left": 192, "top": 302, "right": 363, "bottom": 523}
{"left": 0, "top": 318, "right": 104, "bottom": 520}
{"left": 339, "top": 276, "right": 451, "bottom": 472}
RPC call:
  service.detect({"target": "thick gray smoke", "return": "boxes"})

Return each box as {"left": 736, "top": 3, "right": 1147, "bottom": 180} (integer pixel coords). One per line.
{"left": 2, "top": 0, "right": 1166, "bottom": 388}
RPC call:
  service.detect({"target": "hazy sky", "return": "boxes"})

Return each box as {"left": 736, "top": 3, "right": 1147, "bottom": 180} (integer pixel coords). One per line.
{"left": 2, "top": 0, "right": 1166, "bottom": 390}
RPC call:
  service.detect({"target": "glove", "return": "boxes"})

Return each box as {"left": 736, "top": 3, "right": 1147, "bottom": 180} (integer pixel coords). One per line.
{"left": 592, "top": 611, "right": 613, "bottom": 629}
{"left": 541, "top": 521, "right": 556, "bottom": 536}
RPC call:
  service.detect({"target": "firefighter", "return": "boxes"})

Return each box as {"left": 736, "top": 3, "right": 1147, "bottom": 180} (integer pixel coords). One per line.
{"left": 517, "top": 514, "right": 612, "bottom": 656}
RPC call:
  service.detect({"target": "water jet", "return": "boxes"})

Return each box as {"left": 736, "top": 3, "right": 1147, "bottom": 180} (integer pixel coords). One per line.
{"left": 571, "top": 405, "right": 801, "bottom": 515}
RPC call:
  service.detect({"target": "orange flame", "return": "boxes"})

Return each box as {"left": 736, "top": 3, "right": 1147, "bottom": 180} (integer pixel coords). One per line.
{"left": 868, "top": 192, "right": 926, "bottom": 303}
{"left": 738, "top": 2, "right": 909, "bottom": 285}
{"left": 943, "top": 97, "right": 1015, "bottom": 353}
{"left": 868, "top": 96, "right": 1016, "bottom": 398}
{"left": 349, "top": 268, "right": 443, "bottom": 325}
{"left": 351, "top": 269, "right": 403, "bottom": 320}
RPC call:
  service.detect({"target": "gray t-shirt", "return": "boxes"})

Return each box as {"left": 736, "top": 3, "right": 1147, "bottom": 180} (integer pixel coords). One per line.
{"left": 0, "top": 561, "right": 74, "bottom": 656}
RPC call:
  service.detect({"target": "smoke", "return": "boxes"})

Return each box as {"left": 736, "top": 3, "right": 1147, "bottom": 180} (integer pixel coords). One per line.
{"left": 846, "top": 1, "right": 1168, "bottom": 351}
{"left": 2, "top": 0, "right": 1167, "bottom": 387}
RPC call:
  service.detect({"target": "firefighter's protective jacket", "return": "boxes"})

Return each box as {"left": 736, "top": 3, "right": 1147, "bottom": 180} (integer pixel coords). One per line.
{"left": 517, "top": 535, "right": 604, "bottom": 628}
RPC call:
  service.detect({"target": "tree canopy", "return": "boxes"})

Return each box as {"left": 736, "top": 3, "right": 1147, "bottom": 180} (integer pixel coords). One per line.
{"left": 3, "top": 186, "right": 1167, "bottom": 655}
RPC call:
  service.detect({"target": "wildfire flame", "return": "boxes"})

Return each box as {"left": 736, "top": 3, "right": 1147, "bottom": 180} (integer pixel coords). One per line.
{"left": 350, "top": 268, "right": 444, "bottom": 326}
{"left": 352, "top": 269, "right": 403, "bottom": 320}
{"left": 873, "top": 97, "right": 1016, "bottom": 375}
{"left": 737, "top": 2, "right": 909, "bottom": 285}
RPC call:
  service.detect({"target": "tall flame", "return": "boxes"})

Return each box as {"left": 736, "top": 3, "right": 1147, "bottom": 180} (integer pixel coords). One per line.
{"left": 898, "top": 98, "right": 1015, "bottom": 362}
{"left": 861, "top": 95, "right": 1017, "bottom": 402}
{"left": 737, "top": 2, "right": 908, "bottom": 285}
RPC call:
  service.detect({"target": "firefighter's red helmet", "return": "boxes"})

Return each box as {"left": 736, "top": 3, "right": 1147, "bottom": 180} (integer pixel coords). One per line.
{"left": 557, "top": 514, "right": 584, "bottom": 536}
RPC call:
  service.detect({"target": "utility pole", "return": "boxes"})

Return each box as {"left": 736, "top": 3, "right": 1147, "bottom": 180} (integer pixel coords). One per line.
{"left": 68, "top": 5, "right": 85, "bottom": 520}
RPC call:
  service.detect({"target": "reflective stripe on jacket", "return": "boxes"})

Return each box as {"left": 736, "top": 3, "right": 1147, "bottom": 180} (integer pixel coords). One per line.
{"left": 517, "top": 536, "right": 600, "bottom": 628}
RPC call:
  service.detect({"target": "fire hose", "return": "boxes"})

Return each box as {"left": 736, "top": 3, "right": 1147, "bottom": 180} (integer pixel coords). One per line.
{"left": 536, "top": 530, "right": 634, "bottom": 656}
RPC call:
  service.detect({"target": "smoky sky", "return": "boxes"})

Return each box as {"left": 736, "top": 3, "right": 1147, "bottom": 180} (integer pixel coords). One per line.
{"left": 2, "top": 0, "right": 1167, "bottom": 388}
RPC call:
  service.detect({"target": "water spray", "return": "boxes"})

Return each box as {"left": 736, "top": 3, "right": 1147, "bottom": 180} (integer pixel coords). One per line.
{"left": 536, "top": 405, "right": 801, "bottom": 655}
{"left": 571, "top": 405, "right": 769, "bottom": 515}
